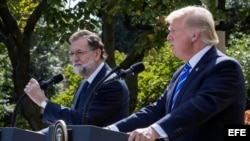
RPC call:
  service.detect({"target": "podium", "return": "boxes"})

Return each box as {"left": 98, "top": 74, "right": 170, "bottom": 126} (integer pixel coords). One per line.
{"left": 47, "top": 125, "right": 129, "bottom": 141}
{"left": 0, "top": 127, "right": 46, "bottom": 141}
{"left": 0, "top": 125, "right": 129, "bottom": 141}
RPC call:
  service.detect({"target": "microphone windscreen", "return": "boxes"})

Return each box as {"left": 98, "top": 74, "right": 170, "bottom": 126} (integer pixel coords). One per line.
{"left": 53, "top": 74, "right": 64, "bottom": 84}
{"left": 131, "top": 62, "right": 145, "bottom": 74}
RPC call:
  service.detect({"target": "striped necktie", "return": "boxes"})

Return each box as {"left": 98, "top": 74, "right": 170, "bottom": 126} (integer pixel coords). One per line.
{"left": 171, "top": 62, "right": 191, "bottom": 110}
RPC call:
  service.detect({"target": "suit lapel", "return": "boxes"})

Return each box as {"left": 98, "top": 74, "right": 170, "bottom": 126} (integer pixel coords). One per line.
{"left": 87, "top": 63, "right": 110, "bottom": 93}
{"left": 169, "top": 47, "right": 218, "bottom": 110}
{"left": 72, "top": 80, "right": 87, "bottom": 109}
{"left": 77, "top": 63, "right": 111, "bottom": 109}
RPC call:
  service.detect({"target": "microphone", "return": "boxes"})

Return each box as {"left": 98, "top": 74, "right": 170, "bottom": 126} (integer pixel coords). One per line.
{"left": 39, "top": 74, "right": 64, "bottom": 90}
{"left": 10, "top": 74, "right": 64, "bottom": 127}
{"left": 82, "top": 62, "right": 145, "bottom": 124}
{"left": 105, "top": 62, "right": 145, "bottom": 83}
{"left": 119, "top": 62, "right": 145, "bottom": 78}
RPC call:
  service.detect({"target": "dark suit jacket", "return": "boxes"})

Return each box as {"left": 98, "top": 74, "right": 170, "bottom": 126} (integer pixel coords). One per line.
{"left": 114, "top": 47, "right": 246, "bottom": 141}
{"left": 42, "top": 63, "right": 130, "bottom": 127}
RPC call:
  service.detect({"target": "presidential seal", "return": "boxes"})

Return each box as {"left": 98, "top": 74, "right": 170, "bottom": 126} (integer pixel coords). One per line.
{"left": 52, "top": 120, "right": 68, "bottom": 141}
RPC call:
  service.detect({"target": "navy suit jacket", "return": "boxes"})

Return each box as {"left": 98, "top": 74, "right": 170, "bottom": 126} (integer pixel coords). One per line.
{"left": 114, "top": 47, "right": 246, "bottom": 141}
{"left": 42, "top": 63, "right": 130, "bottom": 127}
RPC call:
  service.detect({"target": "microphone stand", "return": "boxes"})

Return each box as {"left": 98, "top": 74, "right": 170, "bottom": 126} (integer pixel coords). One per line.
{"left": 82, "top": 66, "right": 121, "bottom": 124}
{"left": 10, "top": 78, "right": 54, "bottom": 127}
{"left": 10, "top": 93, "right": 26, "bottom": 127}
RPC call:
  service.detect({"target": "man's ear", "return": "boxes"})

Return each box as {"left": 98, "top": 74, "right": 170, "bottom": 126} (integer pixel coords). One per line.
{"left": 94, "top": 48, "right": 102, "bottom": 61}
{"left": 191, "top": 29, "right": 200, "bottom": 42}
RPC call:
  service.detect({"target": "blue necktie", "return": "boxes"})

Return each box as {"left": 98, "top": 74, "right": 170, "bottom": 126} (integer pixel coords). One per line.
{"left": 171, "top": 62, "right": 191, "bottom": 110}
{"left": 72, "top": 80, "right": 89, "bottom": 109}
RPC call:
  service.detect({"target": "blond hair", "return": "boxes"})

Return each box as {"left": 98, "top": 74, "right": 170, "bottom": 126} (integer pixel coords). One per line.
{"left": 166, "top": 6, "right": 219, "bottom": 45}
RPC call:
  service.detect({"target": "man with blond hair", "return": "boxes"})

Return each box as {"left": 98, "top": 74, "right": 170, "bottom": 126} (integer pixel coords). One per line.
{"left": 107, "top": 6, "right": 246, "bottom": 141}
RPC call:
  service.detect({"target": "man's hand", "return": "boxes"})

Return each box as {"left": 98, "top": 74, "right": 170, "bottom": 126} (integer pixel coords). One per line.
{"left": 128, "top": 127, "right": 160, "bottom": 141}
{"left": 24, "top": 78, "right": 47, "bottom": 106}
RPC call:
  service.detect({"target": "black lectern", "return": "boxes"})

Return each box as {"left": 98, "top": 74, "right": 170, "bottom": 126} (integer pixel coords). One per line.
{"left": 0, "top": 127, "right": 46, "bottom": 141}
{"left": 47, "top": 125, "right": 129, "bottom": 141}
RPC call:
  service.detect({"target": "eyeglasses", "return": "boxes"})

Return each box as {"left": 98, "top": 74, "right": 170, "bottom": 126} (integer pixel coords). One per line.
{"left": 68, "top": 50, "right": 91, "bottom": 58}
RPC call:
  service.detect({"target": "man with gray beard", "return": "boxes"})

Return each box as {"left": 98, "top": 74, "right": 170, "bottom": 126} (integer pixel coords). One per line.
{"left": 24, "top": 29, "right": 130, "bottom": 134}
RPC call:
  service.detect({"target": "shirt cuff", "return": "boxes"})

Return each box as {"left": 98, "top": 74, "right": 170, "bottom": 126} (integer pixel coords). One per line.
{"left": 40, "top": 100, "right": 48, "bottom": 109}
{"left": 107, "top": 125, "right": 119, "bottom": 132}
{"left": 151, "top": 123, "right": 169, "bottom": 140}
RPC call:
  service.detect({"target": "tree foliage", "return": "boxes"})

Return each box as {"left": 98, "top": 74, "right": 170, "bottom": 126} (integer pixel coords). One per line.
{"left": 226, "top": 32, "right": 250, "bottom": 109}
{"left": 0, "top": 44, "right": 14, "bottom": 127}
{"left": 1, "top": 0, "right": 250, "bottom": 130}
{"left": 136, "top": 44, "right": 183, "bottom": 112}
{"left": 51, "top": 64, "right": 82, "bottom": 107}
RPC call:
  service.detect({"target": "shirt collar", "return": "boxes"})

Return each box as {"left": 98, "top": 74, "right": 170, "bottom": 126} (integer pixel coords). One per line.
{"left": 188, "top": 45, "right": 212, "bottom": 68}
{"left": 87, "top": 62, "right": 105, "bottom": 84}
